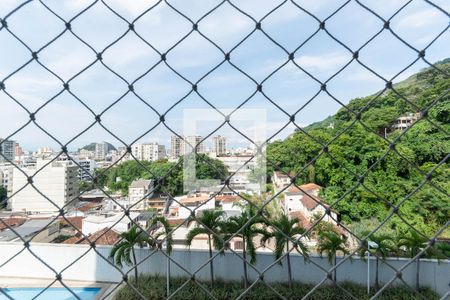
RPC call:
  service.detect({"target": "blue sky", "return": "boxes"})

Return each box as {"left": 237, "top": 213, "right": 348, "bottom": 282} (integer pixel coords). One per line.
{"left": 0, "top": 0, "right": 449, "bottom": 151}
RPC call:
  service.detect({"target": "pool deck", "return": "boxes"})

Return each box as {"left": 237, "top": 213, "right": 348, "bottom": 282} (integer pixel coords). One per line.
{"left": 0, "top": 277, "right": 118, "bottom": 299}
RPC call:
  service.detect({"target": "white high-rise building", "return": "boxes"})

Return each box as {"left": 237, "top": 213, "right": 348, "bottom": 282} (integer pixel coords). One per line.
{"left": 171, "top": 136, "right": 184, "bottom": 158}
{"left": 0, "top": 164, "right": 14, "bottom": 195}
{"left": 94, "top": 142, "right": 108, "bottom": 160}
{"left": 131, "top": 143, "right": 166, "bottom": 162}
{"left": 77, "top": 158, "right": 97, "bottom": 182}
{"left": 0, "top": 139, "right": 16, "bottom": 162}
{"left": 184, "top": 136, "right": 205, "bottom": 154}
{"left": 213, "top": 135, "right": 227, "bottom": 156}
{"left": 9, "top": 159, "right": 79, "bottom": 213}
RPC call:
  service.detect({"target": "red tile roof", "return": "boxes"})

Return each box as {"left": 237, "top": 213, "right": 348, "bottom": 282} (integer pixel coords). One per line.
{"left": 81, "top": 228, "right": 120, "bottom": 245}
{"left": 77, "top": 202, "right": 101, "bottom": 213}
{"left": 301, "top": 195, "right": 322, "bottom": 210}
{"left": 60, "top": 217, "right": 83, "bottom": 232}
{"left": 274, "top": 171, "right": 289, "bottom": 178}
{"left": 288, "top": 211, "right": 312, "bottom": 229}
{"left": 63, "top": 228, "right": 121, "bottom": 245}
{"left": 216, "top": 195, "right": 240, "bottom": 203}
{"left": 62, "top": 236, "right": 83, "bottom": 244}
{"left": 299, "top": 183, "right": 322, "bottom": 191}
{"left": 0, "top": 218, "right": 27, "bottom": 231}
{"left": 287, "top": 183, "right": 322, "bottom": 194}
{"left": 167, "top": 218, "right": 186, "bottom": 226}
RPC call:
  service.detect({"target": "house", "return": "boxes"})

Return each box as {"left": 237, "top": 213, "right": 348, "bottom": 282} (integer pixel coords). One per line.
{"left": 82, "top": 211, "right": 140, "bottom": 235}
{"left": 80, "top": 228, "right": 120, "bottom": 245}
{"left": 168, "top": 193, "right": 216, "bottom": 219}
{"left": 136, "top": 211, "right": 155, "bottom": 228}
{"left": 283, "top": 183, "right": 337, "bottom": 224}
{"left": 128, "top": 179, "right": 154, "bottom": 210}
{"left": 391, "top": 112, "right": 420, "bottom": 131}
{"left": 63, "top": 227, "right": 120, "bottom": 245}
{"left": 272, "top": 171, "right": 291, "bottom": 192}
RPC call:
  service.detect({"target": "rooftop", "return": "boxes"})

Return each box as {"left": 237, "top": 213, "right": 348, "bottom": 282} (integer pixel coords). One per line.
{"left": 83, "top": 212, "right": 140, "bottom": 224}
{"left": 285, "top": 183, "right": 322, "bottom": 195}
{"left": 129, "top": 179, "right": 153, "bottom": 189}
{"left": 0, "top": 219, "right": 55, "bottom": 241}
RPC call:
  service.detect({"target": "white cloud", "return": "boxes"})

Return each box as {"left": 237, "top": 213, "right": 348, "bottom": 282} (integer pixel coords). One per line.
{"left": 397, "top": 9, "right": 448, "bottom": 28}
{"left": 295, "top": 53, "right": 349, "bottom": 71}
{"left": 104, "top": 0, "right": 160, "bottom": 17}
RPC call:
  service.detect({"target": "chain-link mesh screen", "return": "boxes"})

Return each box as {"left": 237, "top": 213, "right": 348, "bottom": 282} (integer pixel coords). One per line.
{"left": 0, "top": 0, "right": 449, "bottom": 299}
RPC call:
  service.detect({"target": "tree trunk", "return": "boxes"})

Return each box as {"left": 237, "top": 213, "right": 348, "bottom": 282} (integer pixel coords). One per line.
{"left": 286, "top": 243, "right": 292, "bottom": 289}
{"left": 375, "top": 257, "right": 379, "bottom": 290}
{"left": 208, "top": 234, "right": 214, "bottom": 288}
{"left": 242, "top": 237, "right": 248, "bottom": 288}
{"left": 333, "top": 255, "right": 337, "bottom": 282}
{"left": 416, "top": 258, "right": 420, "bottom": 291}
{"left": 132, "top": 247, "right": 138, "bottom": 284}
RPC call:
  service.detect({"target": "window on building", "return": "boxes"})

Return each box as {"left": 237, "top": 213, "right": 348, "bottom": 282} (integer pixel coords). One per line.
{"left": 234, "top": 241, "right": 244, "bottom": 250}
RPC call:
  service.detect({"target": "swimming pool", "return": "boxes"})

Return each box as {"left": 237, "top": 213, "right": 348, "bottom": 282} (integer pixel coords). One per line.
{"left": 0, "top": 287, "right": 101, "bottom": 300}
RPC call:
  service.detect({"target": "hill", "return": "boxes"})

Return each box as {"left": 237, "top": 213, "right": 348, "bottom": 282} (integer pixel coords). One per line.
{"left": 79, "top": 142, "right": 116, "bottom": 152}
{"left": 267, "top": 59, "right": 450, "bottom": 237}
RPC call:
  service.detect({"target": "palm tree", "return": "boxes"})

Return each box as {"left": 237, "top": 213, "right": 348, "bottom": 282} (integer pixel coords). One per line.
{"left": 186, "top": 209, "right": 226, "bottom": 287}
{"left": 109, "top": 225, "right": 147, "bottom": 282}
{"left": 317, "top": 230, "right": 349, "bottom": 282}
{"left": 261, "top": 215, "right": 309, "bottom": 288}
{"left": 358, "top": 231, "right": 396, "bottom": 290}
{"left": 397, "top": 229, "right": 428, "bottom": 291}
{"left": 150, "top": 216, "right": 174, "bottom": 296}
{"left": 223, "top": 207, "right": 267, "bottom": 288}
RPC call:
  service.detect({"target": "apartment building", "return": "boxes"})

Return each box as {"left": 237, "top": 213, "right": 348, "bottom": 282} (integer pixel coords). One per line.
{"left": 0, "top": 164, "right": 14, "bottom": 196}
{"left": 9, "top": 159, "right": 79, "bottom": 213}
{"left": 94, "top": 142, "right": 108, "bottom": 160}
{"left": 76, "top": 158, "right": 97, "bottom": 182}
{"left": 184, "top": 135, "right": 205, "bottom": 154}
{"left": 212, "top": 135, "right": 227, "bottom": 156}
{"left": 131, "top": 142, "right": 166, "bottom": 161}
{"left": 0, "top": 139, "right": 16, "bottom": 162}
{"left": 128, "top": 179, "right": 154, "bottom": 210}
{"left": 170, "top": 136, "right": 184, "bottom": 159}
{"left": 216, "top": 155, "right": 256, "bottom": 185}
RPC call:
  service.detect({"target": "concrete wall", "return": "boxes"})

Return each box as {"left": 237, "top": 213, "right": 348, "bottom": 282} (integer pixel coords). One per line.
{"left": 0, "top": 242, "right": 448, "bottom": 296}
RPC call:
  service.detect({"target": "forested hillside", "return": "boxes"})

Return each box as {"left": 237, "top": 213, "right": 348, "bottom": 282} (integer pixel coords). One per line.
{"left": 97, "top": 154, "right": 228, "bottom": 195}
{"left": 268, "top": 59, "right": 450, "bottom": 237}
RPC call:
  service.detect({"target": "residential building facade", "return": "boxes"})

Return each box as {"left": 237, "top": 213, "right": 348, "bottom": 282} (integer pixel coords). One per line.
{"left": 171, "top": 136, "right": 184, "bottom": 158}
{"left": 0, "top": 139, "right": 16, "bottom": 162}
{"left": 184, "top": 135, "right": 205, "bottom": 154}
{"left": 128, "top": 179, "right": 154, "bottom": 209}
{"left": 76, "top": 158, "right": 97, "bottom": 182}
{"left": 391, "top": 112, "right": 420, "bottom": 131}
{"left": 94, "top": 142, "right": 108, "bottom": 160}
{"left": 131, "top": 142, "right": 166, "bottom": 162}
{"left": 212, "top": 135, "right": 227, "bottom": 156}
{"left": 9, "top": 159, "right": 79, "bottom": 213}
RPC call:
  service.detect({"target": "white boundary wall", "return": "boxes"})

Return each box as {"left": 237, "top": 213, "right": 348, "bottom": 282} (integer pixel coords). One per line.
{"left": 0, "top": 242, "right": 448, "bottom": 296}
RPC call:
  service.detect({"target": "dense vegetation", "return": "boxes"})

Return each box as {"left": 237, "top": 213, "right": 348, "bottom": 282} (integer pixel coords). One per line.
{"left": 98, "top": 154, "right": 228, "bottom": 195}
{"left": 114, "top": 275, "right": 439, "bottom": 300}
{"left": 267, "top": 60, "right": 450, "bottom": 238}
{"left": 0, "top": 186, "right": 7, "bottom": 208}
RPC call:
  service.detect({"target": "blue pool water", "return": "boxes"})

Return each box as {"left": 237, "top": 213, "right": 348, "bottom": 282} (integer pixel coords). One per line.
{"left": 0, "top": 287, "right": 100, "bottom": 300}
